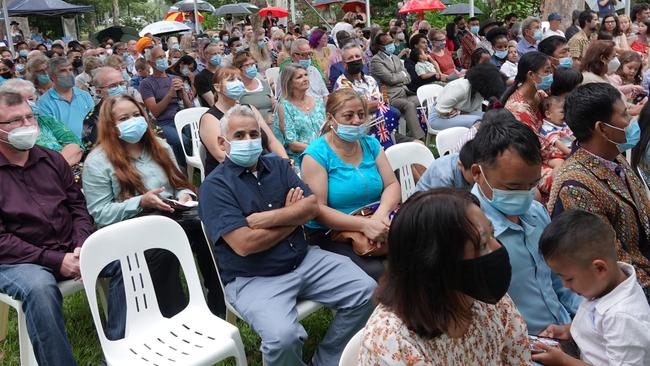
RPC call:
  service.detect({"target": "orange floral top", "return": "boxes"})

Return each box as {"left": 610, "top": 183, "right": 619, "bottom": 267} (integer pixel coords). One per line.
{"left": 358, "top": 295, "right": 532, "bottom": 366}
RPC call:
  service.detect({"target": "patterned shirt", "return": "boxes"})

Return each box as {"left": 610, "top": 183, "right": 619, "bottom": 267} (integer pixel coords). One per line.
{"left": 567, "top": 30, "right": 590, "bottom": 60}
{"left": 359, "top": 295, "right": 532, "bottom": 365}
{"left": 36, "top": 114, "right": 81, "bottom": 152}
{"left": 273, "top": 98, "right": 325, "bottom": 161}
{"left": 335, "top": 73, "right": 383, "bottom": 103}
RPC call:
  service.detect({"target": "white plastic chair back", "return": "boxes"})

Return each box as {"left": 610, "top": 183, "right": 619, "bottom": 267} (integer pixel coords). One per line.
{"left": 338, "top": 329, "right": 364, "bottom": 366}
{"left": 416, "top": 84, "right": 444, "bottom": 111}
{"left": 174, "top": 107, "right": 209, "bottom": 181}
{"left": 385, "top": 142, "right": 435, "bottom": 202}
{"left": 200, "top": 222, "right": 323, "bottom": 325}
{"left": 80, "top": 216, "right": 247, "bottom": 366}
{"left": 265, "top": 67, "right": 280, "bottom": 89}
{"left": 435, "top": 126, "right": 469, "bottom": 157}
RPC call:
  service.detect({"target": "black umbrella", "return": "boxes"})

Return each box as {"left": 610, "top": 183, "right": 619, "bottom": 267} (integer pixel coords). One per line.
{"left": 170, "top": 0, "right": 216, "bottom": 13}
{"left": 439, "top": 3, "right": 482, "bottom": 15}
{"left": 214, "top": 3, "right": 252, "bottom": 16}
{"left": 313, "top": 0, "right": 342, "bottom": 6}
{"left": 91, "top": 26, "right": 140, "bottom": 46}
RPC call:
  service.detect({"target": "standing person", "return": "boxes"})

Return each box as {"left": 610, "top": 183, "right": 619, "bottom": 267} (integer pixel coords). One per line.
{"left": 568, "top": 10, "right": 599, "bottom": 68}
{"left": 369, "top": 32, "right": 424, "bottom": 140}
{"left": 550, "top": 82, "right": 650, "bottom": 302}
{"left": 359, "top": 189, "right": 532, "bottom": 365}
{"left": 598, "top": 0, "right": 618, "bottom": 19}
{"left": 138, "top": 47, "right": 191, "bottom": 167}
{"left": 460, "top": 17, "right": 481, "bottom": 69}
{"left": 516, "top": 17, "right": 542, "bottom": 57}
{"left": 37, "top": 57, "right": 94, "bottom": 139}
{"left": 543, "top": 13, "right": 565, "bottom": 39}
{"left": 195, "top": 43, "right": 223, "bottom": 108}
{"left": 199, "top": 104, "right": 376, "bottom": 366}
{"left": 445, "top": 22, "right": 459, "bottom": 52}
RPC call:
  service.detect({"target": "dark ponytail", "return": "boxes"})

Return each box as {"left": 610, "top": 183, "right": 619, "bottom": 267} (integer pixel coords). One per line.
{"left": 500, "top": 51, "right": 549, "bottom": 104}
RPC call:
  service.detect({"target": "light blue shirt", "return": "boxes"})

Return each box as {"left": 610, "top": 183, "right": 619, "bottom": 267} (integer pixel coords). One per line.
{"left": 37, "top": 86, "right": 94, "bottom": 139}
{"left": 516, "top": 37, "right": 538, "bottom": 58}
{"left": 415, "top": 153, "right": 470, "bottom": 192}
{"left": 471, "top": 185, "right": 583, "bottom": 334}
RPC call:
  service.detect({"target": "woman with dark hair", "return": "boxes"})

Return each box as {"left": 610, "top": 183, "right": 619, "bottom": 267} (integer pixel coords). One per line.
{"left": 631, "top": 18, "right": 650, "bottom": 57}
{"left": 167, "top": 54, "right": 198, "bottom": 106}
{"left": 601, "top": 13, "right": 629, "bottom": 50}
{"left": 445, "top": 22, "right": 459, "bottom": 52}
{"left": 486, "top": 27, "right": 509, "bottom": 68}
{"left": 404, "top": 33, "right": 441, "bottom": 92}
{"left": 0, "top": 58, "right": 14, "bottom": 81}
{"left": 632, "top": 102, "right": 650, "bottom": 189}
{"left": 550, "top": 67, "right": 583, "bottom": 96}
{"left": 429, "top": 63, "right": 506, "bottom": 130}
{"left": 310, "top": 28, "right": 335, "bottom": 81}
{"left": 359, "top": 188, "right": 531, "bottom": 365}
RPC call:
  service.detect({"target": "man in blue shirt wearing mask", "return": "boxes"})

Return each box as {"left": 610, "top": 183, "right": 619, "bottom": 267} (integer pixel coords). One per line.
{"left": 199, "top": 105, "right": 375, "bottom": 366}
{"left": 516, "top": 16, "right": 542, "bottom": 58}
{"left": 470, "top": 114, "right": 582, "bottom": 335}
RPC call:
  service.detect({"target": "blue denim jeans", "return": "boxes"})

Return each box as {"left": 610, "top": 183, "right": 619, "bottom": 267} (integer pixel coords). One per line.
{"left": 0, "top": 263, "right": 127, "bottom": 365}
{"left": 428, "top": 108, "right": 484, "bottom": 130}
{"left": 157, "top": 119, "right": 189, "bottom": 170}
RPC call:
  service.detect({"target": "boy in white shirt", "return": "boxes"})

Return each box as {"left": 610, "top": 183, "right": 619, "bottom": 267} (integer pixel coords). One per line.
{"left": 500, "top": 45, "right": 518, "bottom": 84}
{"left": 533, "top": 210, "right": 650, "bottom": 366}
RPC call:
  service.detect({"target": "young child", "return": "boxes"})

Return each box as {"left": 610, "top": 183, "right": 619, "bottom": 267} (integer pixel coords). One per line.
{"left": 533, "top": 210, "right": 650, "bottom": 365}
{"left": 611, "top": 50, "right": 644, "bottom": 99}
{"left": 540, "top": 96, "right": 573, "bottom": 169}
{"left": 129, "top": 58, "right": 150, "bottom": 90}
{"left": 412, "top": 48, "right": 438, "bottom": 77}
{"left": 500, "top": 45, "right": 518, "bottom": 84}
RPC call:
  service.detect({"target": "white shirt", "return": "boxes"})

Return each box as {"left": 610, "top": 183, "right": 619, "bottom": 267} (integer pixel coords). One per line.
{"left": 500, "top": 60, "right": 518, "bottom": 80}
{"left": 275, "top": 65, "right": 329, "bottom": 99}
{"left": 570, "top": 262, "right": 650, "bottom": 366}
{"left": 434, "top": 78, "right": 484, "bottom": 114}
{"left": 543, "top": 28, "right": 565, "bottom": 40}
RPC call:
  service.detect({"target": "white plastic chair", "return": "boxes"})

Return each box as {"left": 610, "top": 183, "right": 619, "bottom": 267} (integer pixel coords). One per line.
{"left": 80, "top": 216, "right": 247, "bottom": 366}
{"left": 200, "top": 223, "right": 323, "bottom": 325}
{"left": 435, "top": 126, "right": 469, "bottom": 157}
{"left": 385, "top": 142, "right": 436, "bottom": 202}
{"left": 338, "top": 329, "right": 364, "bottom": 366}
{"left": 265, "top": 67, "right": 280, "bottom": 90}
{"left": 174, "top": 107, "right": 209, "bottom": 182}
{"left": 0, "top": 279, "right": 84, "bottom": 366}
{"left": 416, "top": 84, "right": 444, "bottom": 146}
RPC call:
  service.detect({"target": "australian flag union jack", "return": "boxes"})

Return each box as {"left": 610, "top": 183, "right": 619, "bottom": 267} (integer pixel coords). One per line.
{"left": 369, "top": 101, "right": 400, "bottom": 149}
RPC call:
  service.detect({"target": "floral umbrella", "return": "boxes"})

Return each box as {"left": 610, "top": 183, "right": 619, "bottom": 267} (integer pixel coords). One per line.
{"left": 164, "top": 11, "right": 204, "bottom": 22}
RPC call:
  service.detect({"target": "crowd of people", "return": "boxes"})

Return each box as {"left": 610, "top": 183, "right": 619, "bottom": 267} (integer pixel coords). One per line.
{"left": 1, "top": 3, "right": 650, "bottom": 366}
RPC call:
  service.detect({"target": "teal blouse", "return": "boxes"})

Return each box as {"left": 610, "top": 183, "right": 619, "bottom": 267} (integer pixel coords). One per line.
{"left": 36, "top": 114, "right": 82, "bottom": 152}
{"left": 302, "top": 135, "right": 383, "bottom": 229}
{"left": 273, "top": 97, "right": 325, "bottom": 161}
{"left": 82, "top": 138, "right": 195, "bottom": 228}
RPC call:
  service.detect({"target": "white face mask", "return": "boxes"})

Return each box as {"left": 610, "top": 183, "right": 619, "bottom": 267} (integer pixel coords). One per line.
{"left": 0, "top": 125, "right": 39, "bottom": 150}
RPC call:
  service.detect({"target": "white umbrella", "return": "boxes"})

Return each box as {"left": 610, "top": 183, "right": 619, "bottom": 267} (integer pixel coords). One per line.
{"left": 139, "top": 21, "right": 191, "bottom": 37}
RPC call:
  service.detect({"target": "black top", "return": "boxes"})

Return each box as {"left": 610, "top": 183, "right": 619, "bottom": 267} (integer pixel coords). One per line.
{"left": 195, "top": 69, "right": 215, "bottom": 107}
{"left": 200, "top": 105, "right": 270, "bottom": 176}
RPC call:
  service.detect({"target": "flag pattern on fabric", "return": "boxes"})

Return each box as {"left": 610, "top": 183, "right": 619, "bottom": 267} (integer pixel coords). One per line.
{"left": 416, "top": 106, "right": 428, "bottom": 135}
{"left": 369, "top": 102, "right": 398, "bottom": 149}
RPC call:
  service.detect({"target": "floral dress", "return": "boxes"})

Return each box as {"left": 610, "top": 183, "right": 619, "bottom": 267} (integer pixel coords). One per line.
{"left": 273, "top": 97, "right": 325, "bottom": 161}
{"left": 359, "top": 295, "right": 532, "bottom": 365}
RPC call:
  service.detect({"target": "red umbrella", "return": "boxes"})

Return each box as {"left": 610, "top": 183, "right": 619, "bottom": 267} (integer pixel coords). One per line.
{"left": 259, "top": 6, "right": 289, "bottom": 18}
{"left": 342, "top": 0, "right": 365, "bottom": 12}
{"left": 164, "top": 11, "right": 204, "bottom": 22}
{"left": 398, "top": 0, "right": 446, "bottom": 14}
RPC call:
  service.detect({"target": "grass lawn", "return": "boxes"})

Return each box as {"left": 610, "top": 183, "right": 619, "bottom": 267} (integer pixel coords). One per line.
{"left": 0, "top": 291, "right": 334, "bottom": 366}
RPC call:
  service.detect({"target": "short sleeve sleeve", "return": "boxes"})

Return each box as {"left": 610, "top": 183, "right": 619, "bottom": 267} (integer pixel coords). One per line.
{"left": 302, "top": 137, "right": 329, "bottom": 171}
{"left": 138, "top": 78, "right": 154, "bottom": 100}
{"left": 198, "top": 175, "right": 248, "bottom": 245}
{"left": 362, "top": 136, "right": 381, "bottom": 159}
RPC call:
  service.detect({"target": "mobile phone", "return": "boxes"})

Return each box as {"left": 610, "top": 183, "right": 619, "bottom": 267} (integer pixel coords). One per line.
{"left": 528, "top": 335, "right": 559, "bottom": 354}
{"left": 633, "top": 92, "right": 648, "bottom": 105}
{"left": 162, "top": 198, "right": 197, "bottom": 211}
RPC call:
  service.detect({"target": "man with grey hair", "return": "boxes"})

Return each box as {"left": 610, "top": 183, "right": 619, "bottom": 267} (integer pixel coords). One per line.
{"left": 275, "top": 38, "right": 328, "bottom": 99}
{"left": 200, "top": 104, "right": 375, "bottom": 366}
{"left": 37, "top": 57, "right": 94, "bottom": 139}
{"left": 516, "top": 16, "right": 542, "bottom": 57}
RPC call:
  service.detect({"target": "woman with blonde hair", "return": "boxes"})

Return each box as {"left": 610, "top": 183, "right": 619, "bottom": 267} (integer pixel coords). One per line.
{"left": 83, "top": 94, "right": 224, "bottom": 320}
{"left": 301, "top": 88, "right": 401, "bottom": 280}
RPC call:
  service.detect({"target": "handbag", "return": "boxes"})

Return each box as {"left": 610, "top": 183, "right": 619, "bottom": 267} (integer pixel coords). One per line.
{"left": 330, "top": 202, "right": 396, "bottom": 257}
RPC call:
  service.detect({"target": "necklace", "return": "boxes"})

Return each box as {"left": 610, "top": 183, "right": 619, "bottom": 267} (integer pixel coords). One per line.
{"left": 328, "top": 132, "right": 358, "bottom": 157}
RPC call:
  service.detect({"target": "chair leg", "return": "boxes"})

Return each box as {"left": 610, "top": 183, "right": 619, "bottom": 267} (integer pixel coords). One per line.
{"left": 0, "top": 303, "right": 8, "bottom": 341}
{"left": 226, "top": 309, "right": 237, "bottom": 325}
{"left": 232, "top": 334, "right": 248, "bottom": 366}
{"left": 16, "top": 307, "right": 38, "bottom": 366}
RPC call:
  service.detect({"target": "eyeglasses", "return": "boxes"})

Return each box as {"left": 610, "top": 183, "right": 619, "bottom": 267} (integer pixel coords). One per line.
{"left": 103, "top": 81, "right": 128, "bottom": 89}
{"left": 293, "top": 51, "right": 313, "bottom": 59}
{"left": 0, "top": 114, "right": 36, "bottom": 127}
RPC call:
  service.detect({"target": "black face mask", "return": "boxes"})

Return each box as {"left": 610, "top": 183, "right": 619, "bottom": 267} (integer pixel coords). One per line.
{"left": 72, "top": 59, "right": 83, "bottom": 68}
{"left": 419, "top": 28, "right": 429, "bottom": 35}
{"left": 0, "top": 71, "right": 12, "bottom": 79}
{"left": 457, "top": 245, "right": 511, "bottom": 304}
{"left": 346, "top": 59, "right": 364, "bottom": 74}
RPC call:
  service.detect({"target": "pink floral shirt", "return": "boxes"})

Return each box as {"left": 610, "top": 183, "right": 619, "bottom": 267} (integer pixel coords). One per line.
{"left": 359, "top": 295, "right": 532, "bottom": 365}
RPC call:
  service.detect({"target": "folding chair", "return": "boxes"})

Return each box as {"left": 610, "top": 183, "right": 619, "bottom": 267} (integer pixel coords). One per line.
{"left": 385, "top": 142, "right": 436, "bottom": 202}
{"left": 174, "top": 107, "right": 209, "bottom": 182}
{"left": 80, "top": 216, "right": 247, "bottom": 366}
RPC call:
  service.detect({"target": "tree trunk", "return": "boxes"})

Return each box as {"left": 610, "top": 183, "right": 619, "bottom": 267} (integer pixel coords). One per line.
{"left": 542, "top": 0, "right": 583, "bottom": 31}
{"left": 250, "top": 0, "right": 267, "bottom": 31}
{"left": 112, "top": 0, "right": 120, "bottom": 26}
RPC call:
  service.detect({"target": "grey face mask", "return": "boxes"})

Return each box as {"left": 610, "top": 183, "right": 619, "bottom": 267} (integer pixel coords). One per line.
{"left": 56, "top": 74, "right": 75, "bottom": 89}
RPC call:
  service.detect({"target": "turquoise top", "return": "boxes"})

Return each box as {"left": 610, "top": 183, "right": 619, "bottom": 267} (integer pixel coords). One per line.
{"left": 82, "top": 138, "right": 195, "bottom": 228}
{"left": 37, "top": 86, "right": 94, "bottom": 139}
{"left": 302, "top": 135, "right": 383, "bottom": 229}
{"left": 273, "top": 97, "right": 325, "bottom": 161}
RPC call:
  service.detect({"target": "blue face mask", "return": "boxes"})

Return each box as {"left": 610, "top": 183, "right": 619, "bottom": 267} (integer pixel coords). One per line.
{"left": 117, "top": 116, "right": 148, "bottom": 144}
{"left": 605, "top": 118, "right": 641, "bottom": 152}
{"left": 155, "top": 58, "right": 168, "bottom": 72}
{"left": 16, "top": 64, "right": 25, "bottom": 72}
{"left": 210, "top": 54, "right": 222, "bottom": 66}
{"left": 223, "top": 35, "right": 230, "bottom": 42}
{"left": 244, "top": 64, "right": 258, "bottom": 79}
{"left": 533, "top": 29, "right": 543, "bottom": 41}
{"left": 235, "top": 46, "right": 245, "bottom": 53}
{"left": 258, "top": 40, "right": 267, "bottom": 49}
{"left": 107, "top": 85, "right": 128, "bottom": 97}
{"left": 535, "top": 73, "right": 553, "bottom": 90}
{"left": 384, "top": 43, "right": 396, "bottom": 55}
{"left": 226, "top": 138, "right": 263, "bottom": 167}
{"left": 225, "top": 80, "right": 245, "bottom": 99}
{"left": 558, "top": 57, "right": 573, "bottom": 68}
{"left": 171, "top": 44, "right": 181, "bottom": 50}
{"left": 181, "top": 67, "right": 190, "bottom": 76}
{"left": 19, "top": 49, "right": 28, "bottom": 58}
{"left": 213, "top": 37, "right": 221, "bottom": 43}
{"left": 121, "top": 70, "right": 130, "bottom": 81}
{"left": 478, "top": 165, "right": 536, "bottom": 216}
{"left": 56, "top": 74, "right": 75, "bottom": 89}
{"left": 298, "top": 58, "right": 312, "bottom": 68}
{"left": 37, "top": 73, "right": 51, "bottom": 85}
{"left": 98, "top": 54, "right": 107, "bottom": 63}
{"left": 470, "top": 25, "right": 480, "bottom": 35}
{"left": 334, "top": 121, "right": 368, "bottom": 142}
{"left": 494, "top": 49, "right": 508, "bottom": 59}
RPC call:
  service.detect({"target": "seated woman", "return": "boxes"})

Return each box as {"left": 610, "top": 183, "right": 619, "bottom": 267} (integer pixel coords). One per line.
{"left": 199, "top": 66, "right": 286, "bottom": 176}
{"left": 232, "top": 51, "right": 274, "bottom": 124}
{"left": 429, "top": 62, "right": 506, "bottom": 130}
{"left": 430, "top": 29, "right": 463, "bottom": 80}
{"left": 274, "top": 63, "right": 326, "bottom": 162}
{"left": 359, "top": 188, "right": 531, "bottom": 365}
{"left": 405, "top": 33, "right": 442, "bottom": 92}
{"left": 301, "top": 89, "right": 401, "bottom": 280}
{"left": 0, "top": 79, "right": 83, "bottom": 166}
{"left": 487, "top": 27, "right": 510, "bottom": 68}
{"left": 167, "top": 55, "right": 198, "bottom": 107}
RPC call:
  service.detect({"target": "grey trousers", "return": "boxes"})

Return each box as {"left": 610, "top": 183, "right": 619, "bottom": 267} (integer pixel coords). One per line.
{"left": 391, "top": 94, "right": 426, "bottom": 139}
{"left": 224, "top": 246, "right": 376, "bottom": 366}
